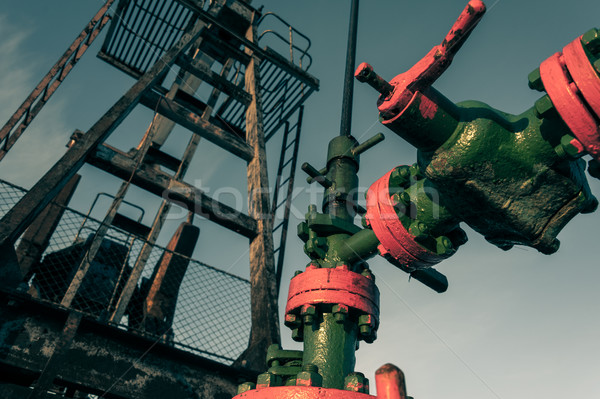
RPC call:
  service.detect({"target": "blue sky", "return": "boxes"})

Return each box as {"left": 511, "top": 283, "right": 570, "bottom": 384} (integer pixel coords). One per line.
{"left": 1, "top": 1, "right": 600, "bottom": 398}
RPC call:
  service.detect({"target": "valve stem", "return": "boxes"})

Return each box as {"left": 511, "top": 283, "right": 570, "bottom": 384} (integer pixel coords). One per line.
{"left": 355, "top": 62, "right": 394, "bottom": 97}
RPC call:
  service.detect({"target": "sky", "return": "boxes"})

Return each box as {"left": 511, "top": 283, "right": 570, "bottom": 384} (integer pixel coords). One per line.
{"left": 1, "top": 1, "right": 600, "bottom": 398}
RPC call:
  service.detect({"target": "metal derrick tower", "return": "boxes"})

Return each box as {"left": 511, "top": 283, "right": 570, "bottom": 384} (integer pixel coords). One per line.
{"left": 0, "top": 0, "right": 318, "bottom": 397}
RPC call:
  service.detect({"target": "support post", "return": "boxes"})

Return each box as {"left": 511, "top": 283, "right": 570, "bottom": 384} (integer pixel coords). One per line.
{"left": 234, "top": 16, "right": 280, "bottom": 372}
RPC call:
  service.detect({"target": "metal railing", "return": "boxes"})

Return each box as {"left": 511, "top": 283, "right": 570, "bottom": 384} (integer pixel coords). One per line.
{"left": 0, "top": 178, "right": 251, "bottom": 364}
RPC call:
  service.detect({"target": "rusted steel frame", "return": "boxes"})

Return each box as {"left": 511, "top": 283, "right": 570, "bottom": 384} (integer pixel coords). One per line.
{"left": 139, "top": 89, "right": 254, "bottom": 160}
{"left": 233, "top": 17, "right": 280, "bottom": 373}
{"left": 177, "top": 0, "right": 319, "bottom": 89}
{"left": 110, "top": 56, "right": 238, "bottom": 324}
{"left": 87, "top": 145, "right": 258, "bottom": 234}
{"left": 175, "top": 53, "right": 253, "bottom": 105}
{"left": 60, "top": 180, "right": 130, "bottom": 308}
{"left": 0, "top": 292, "right": 253, "bottom": 398}
{"left": 0, "top": 18, "right": 206, "bottom": 252}
{"left": 0, "top": 0, "right": 115, "bottom": 161}
{"left": 27, "top": 311, "right": 82, "bottom": 399}
{"left": 142, "top": 221, "right": 199, "bottom": 333}
{"left": 138, "top": 58, "right": 237, "bottom": 330}
{"left": 16, "top": 174, "right": 81, "bottom": 278}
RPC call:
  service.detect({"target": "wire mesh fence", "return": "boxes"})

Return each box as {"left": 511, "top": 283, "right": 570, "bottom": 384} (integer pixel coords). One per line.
{"left": 0, "top": 178, "right": 251, "bottom": 364}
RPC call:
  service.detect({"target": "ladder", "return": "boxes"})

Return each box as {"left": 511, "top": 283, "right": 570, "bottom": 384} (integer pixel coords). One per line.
{"left": 271, "top": 106, "right": 304, "bottom": 293}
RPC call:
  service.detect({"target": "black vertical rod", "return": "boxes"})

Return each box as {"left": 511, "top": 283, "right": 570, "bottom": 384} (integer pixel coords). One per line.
{"left": 339, "top": 0, "right": 359, "bottom": 136}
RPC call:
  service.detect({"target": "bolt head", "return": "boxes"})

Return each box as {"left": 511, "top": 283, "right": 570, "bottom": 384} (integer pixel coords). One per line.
{"left": 527, "top": 68, "right": 544, "bottom": 92}
{"left": 390, "top": 167, "right": 411, "bottom": 188}
{"left": 534, "top": 95, "right": 556, "bottom": 118}
{"left": 301, "top": 305, "right": 317, "bottom": 325}
{"left": 237, "top": 382, "right": 255, "bottom": 394}
{"left": 593, "top": 59, "right": 600, "bottom": 74}
{"left": 436, "top": 235, "right": 455, "bottom": 256}
{"left": 409, "top": 163, "right": 423, "bottom": 179}
{"left": 257, "top": 372, "right": 283, "bottom": 388}
{"left": 285, "top": 313, "right": 300, "bottom": 328}
{"left": 582, "top": 28, "right": 600, "bottom": 54}
{"left": 344, "top": 372, "right": 369, "bottom": 393}
{"left": 409, "top": 221, "right": 428, "bottom": 239}
{"left": 399, "top": 191, "right": 411, "bottom": 205}
{"left": 296, "top": 368, "right": 323, "bottom": 387}
{"left": 361, "top": 268, "right": 374, "bottom": 281}
{"left": 333, "top": 304, "right": 349, "bottom": 323}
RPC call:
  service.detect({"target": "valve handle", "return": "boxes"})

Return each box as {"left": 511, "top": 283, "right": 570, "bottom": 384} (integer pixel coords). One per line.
{"left": 355, "top": 0, "right": 486, "bottom": 116}
{"left": 408, "top": 0, "right": 486, "bottom": 93}
{"left": 352, "top": 133, "right": 385, "bottom": 157}
{"left": 302, "top": 162, "right": 332, "bottom": 188}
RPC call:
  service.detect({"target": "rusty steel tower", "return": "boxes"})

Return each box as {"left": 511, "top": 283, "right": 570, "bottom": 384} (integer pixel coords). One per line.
{"left": 0, "top": 0, "right": 318, "bottom": 397}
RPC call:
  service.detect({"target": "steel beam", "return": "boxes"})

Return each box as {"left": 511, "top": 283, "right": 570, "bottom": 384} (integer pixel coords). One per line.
{"left": 87, "top": 143, "right": 258, "bottom": 238}
{"left": 0, "top": 20, "right": 207, "bottom": 252}
{"left": 0, "top": 291, "right": 254, "bottom": 399}
{"left": 139, "top": 90, "right": 253, "bottom": 161}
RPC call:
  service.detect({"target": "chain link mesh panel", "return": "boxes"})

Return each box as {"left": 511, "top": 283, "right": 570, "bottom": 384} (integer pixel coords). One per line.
{"left": 0, "top": 179, "right": 251, "bottom": 364}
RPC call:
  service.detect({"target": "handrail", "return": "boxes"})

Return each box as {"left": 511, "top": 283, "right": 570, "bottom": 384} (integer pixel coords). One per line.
{"left": 257, "top": 11, "right": 312, "bottom": 71}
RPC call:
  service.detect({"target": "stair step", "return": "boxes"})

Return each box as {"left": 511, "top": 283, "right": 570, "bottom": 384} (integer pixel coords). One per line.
{"left": 112, "top": 213, "right": 151, "bottom": 238}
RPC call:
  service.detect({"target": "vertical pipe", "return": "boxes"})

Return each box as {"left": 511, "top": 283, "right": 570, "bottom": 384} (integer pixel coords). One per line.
{"left": 339, "top": 0, "right": 359, "bottom": 136}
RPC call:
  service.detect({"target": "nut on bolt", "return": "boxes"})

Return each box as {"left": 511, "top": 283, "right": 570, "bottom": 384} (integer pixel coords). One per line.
{"left": 534, "top": 95, "right": 556, "bottom": 118}
{"left": 554, "top": 134, "right": 585, "bottom": 159}
{"left": 333, "top": 304, "right": 349, "bottom": 323}
{"left": 527, "top": 67, "right": 544, "bottom": 92}
{"left": 409, "top": 163, "right": 423, "bottom": 180}
{"left": 390, "top": 166, "right": 411, "bottom": 188}
{"left": 409, "top": 222, "right": 429, "bottom": 240}
{"left": 237, "top": 382, "right": 255, "bottom": 394}
{"left": 296, "top": 364, "right": 323, "bottom": 387}
{"left": 436, "top": 235, "right": 455, "bottom": 256}
{"left": 361, "top": 268, "right": 374, "bottom": 281}
{"left": 301, "top": 304, "right": 317, "bottom": 325}
{"left": 344, "top": 372, "right": 370, "bottom": 394}
{"left": 582, "top": 28, "right": 600, "bottom": 54}
{"left": 257, "top": 372, "right": 283, "bottom": 388}
{"left": 358, "top": 314, "right": 376, "bottom": 340}
{"left": 284, "top": 313, "right": 300, "bottom": 329}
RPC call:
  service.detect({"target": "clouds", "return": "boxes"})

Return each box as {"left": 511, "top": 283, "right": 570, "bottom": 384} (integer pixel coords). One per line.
{"left": 0, "top": 14, "right": 71, "bottom": 188}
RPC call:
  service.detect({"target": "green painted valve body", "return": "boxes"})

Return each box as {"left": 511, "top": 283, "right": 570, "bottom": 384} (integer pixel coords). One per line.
{"left": 234, "top": 2, "right": 600, "bottom": 397}
{"left": 381, "top": 86, "right": 597, "bottom": 254}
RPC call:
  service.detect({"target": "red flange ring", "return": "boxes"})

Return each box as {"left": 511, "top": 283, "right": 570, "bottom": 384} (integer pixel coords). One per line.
{"left": 561, "top": 36, "right": 600, "bottom": 160}
{"left": 366, "top": 168, "right": 447, "bottom": 268}
{"left": 563, "top": 37, "right": 600, "bottom": 116}
{"left": 286, "top": 267, "right": 379, "bottom": 319}
{"left": 234, "top": 386, "right": 375, "bottom": 399}
{"left": 540, "top": 49, "right": 600, "bottom": 160}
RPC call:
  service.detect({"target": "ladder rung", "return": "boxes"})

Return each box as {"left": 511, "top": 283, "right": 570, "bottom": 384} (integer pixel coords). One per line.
{"left": 285, "top": 139, "right": 296, "bottom": 151}
{"left": 281, "top": 158, "right": 293, "bottom": 170}
{"left": 273, "top": 247, "right": 281, "bottom": 253}
{"left": 273, "top": 221, "right": 284, "bottom": 232}
{"left": 276, "top": 199, "right": 287, "bottom": 209}
{"left": 278, "top": 177, "right": 291, "bottom": 188}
